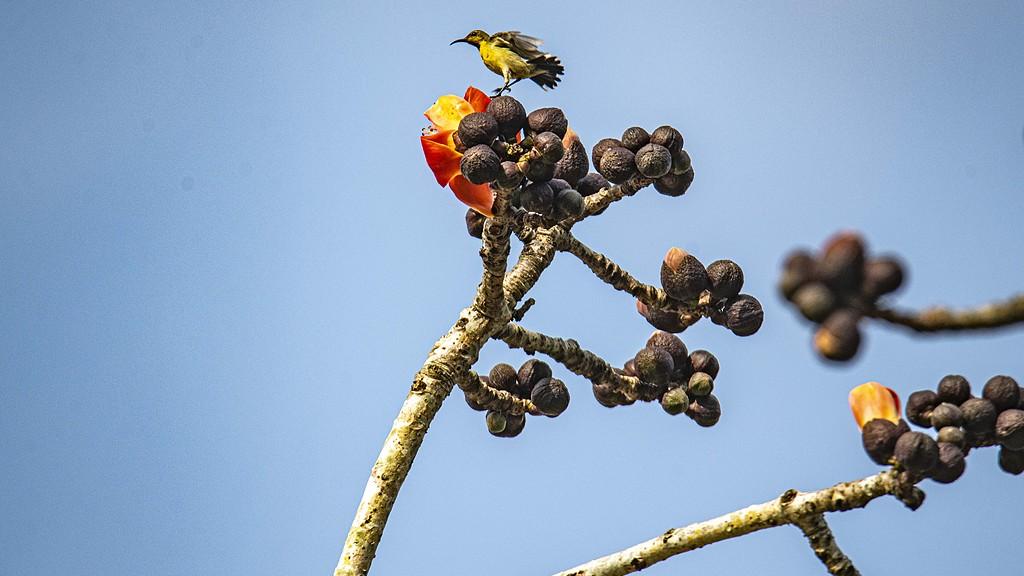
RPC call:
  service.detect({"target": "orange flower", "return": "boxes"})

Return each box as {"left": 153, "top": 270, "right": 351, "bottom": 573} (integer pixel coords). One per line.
{"left": 849, "top": 381, "right": 901, "bottom": 429}
{"left": 420, "top": 87, "right": 494, "bottom": 217}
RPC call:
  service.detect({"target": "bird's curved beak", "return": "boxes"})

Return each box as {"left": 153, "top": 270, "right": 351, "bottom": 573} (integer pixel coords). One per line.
{"left": 450, "top": 38, "right": 470, "bottom": 46}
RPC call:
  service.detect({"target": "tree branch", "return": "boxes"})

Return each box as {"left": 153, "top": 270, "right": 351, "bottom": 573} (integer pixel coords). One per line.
{"left": 457, "top": 369, "right": 539, "bottom": 416}
{"left": 792, "top": 514, "right": 860, "bottom": 576}
{"left": 866, "top": 293, "right": 1024, "bottom": 333}
{"left": 551, "top": 469, "right": 922, "bottom": 576}
{"left": 494, "top": 322, "right": 641, "bottom": 400}
{"left": 558, "top": 232, "right": 673, "bottom": 310}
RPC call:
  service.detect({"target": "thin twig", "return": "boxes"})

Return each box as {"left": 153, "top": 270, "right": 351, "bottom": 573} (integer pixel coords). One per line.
{"left": 792, "top": 514, "right": 860, "bottom": 576}
{"left": 457, "top": 369, "right": 539, "bottom": 416}
{"left": 494, "top": 322, "right": 641, "bottom": 400}
{"left": 866, "top": 294, "right": 1024, "bottom": 333}
{"left": 551, "top": 470, "right": 922, "bottom": 576}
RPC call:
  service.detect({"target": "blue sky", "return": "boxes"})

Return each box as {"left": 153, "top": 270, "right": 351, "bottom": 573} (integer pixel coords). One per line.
{"left": 2, "top": 2, "right": 1023, "bottom": 575}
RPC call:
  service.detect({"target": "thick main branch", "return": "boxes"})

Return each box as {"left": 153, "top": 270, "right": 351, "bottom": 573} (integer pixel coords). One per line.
{"left": 552, "top": 470, "right": 921, "bottom": 576}
{"left": 866, "top": 294, "right": 1024, "bottom": 333}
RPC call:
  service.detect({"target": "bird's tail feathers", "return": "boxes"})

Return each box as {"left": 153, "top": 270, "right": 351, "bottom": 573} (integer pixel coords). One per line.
{"left": 528, "top": 54, "right": 564, "bottom": 90}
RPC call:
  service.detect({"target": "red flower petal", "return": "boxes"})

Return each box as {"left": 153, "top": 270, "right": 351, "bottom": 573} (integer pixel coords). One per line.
{"left": 463, "top": 86, "right": 491, "bottom": 113}
{"left": 449, "top": 174, "right": 493, "bottom": 217}
{"left": 849, "top": 381, "right": 901, "bottom": 429}
{"left": 421, "top": 136, "right": 463, "bottom": 187}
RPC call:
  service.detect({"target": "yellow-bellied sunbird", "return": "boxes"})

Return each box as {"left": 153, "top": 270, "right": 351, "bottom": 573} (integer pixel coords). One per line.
{"left": 450, "top": 30, "right": 564, "bottom": 96}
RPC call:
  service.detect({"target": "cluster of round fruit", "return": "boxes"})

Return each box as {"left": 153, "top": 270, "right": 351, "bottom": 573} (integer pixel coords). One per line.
{"left": 464, "top": 359, "right": 570, "bottom": 437}
{"left": 457, "top": 96, "right": 592, "bottom": 228}
{"left": 779, "top": 232, "right": 905, "bottom": 361}
{"left": 636, "top": 247, "right": 763, "bottom": 337}
{"left": 591, "top": 125, "right": 694, "bottom": 196}
{"left": 861, "top": 375, "right": 1024, "bottom": 482}
{"left": 594, "top": 330, "right": 722, "bottom": 426}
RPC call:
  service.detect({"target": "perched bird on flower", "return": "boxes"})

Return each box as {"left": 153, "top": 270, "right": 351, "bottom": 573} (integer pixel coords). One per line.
{"left": 450, "top": 30, "right": 564, "bottom": 96}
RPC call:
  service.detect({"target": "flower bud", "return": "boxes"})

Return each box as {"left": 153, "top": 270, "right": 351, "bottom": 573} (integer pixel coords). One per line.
{"left": 706, "top": 260, "right": 744, "bottom": 301}
{"left": 489, "top": 363, "right": 519, "bottom": 394}
{"left": 634, "top": 347, "right": 674, "bottom": 388}
{"left": 960, "top": 397, "right": 998, "bottom": 436}
{"left": 725, "top": 294, "right": 764, "bottom": 337}
{"left": 861, "top": 257, "right": 905, "bottom": 300}
{"left": 620, "top": 126, "right": 651, "bottom": 152}
{"left": 669, "top": 148, "right": 691, "bottom": 175}
{"left": 486, "top": 96, "right": 527, "bottom": 139}
{"left": 577, "top": 172, "right": 610, "bottom": 197}
{"left": 495, "top": 161, "right": 524, "bottom": 189}
{"left": 460, "top": 144, "right": 501, "bottom": 184}
{"left": 634, "top": 143, "right": 672, "bottom": 178}
{"left": 688, "top": 350, "right": 720, "bottom": 379}
{"left": 894, "top": 431, "right": 939, "bottom": 474}
{"left": 645, "top": 331, "right": 688, "bottom": 369}
{"left": 458, "top": 111, "right": 499, "bottom": 147}
{"left": 905, "top": 390, "right": 939, "bottom": 427}
{"left": 650, "top": 125, "right": 683, "bottom": 154}
{"left": 553, "top": 188, "right": 585, "bottom": 220}
{"left": 995, "top": 409, "right": 1024, "bottom": 451}
{"left": 553, "top": 132, "right": 589, "bottom": 185}
{"left": 929, "top": 442, "right": 966, "bottom": 484}
{"left": 936, "top": 375, "right": 971, "bottom": 405}
{"left": 653, "top": 168, "right": 693, "bottom": 196}
{"left": 688, "top": 371, "right": 714, "bottom": 397}
{"left": 591, "top": 138, "right": 623, "bottom": 169}
{"left": 660, "top": 386, "right": 690, "bottom": 415}
{"left": 531, "top": 377, "right": 570, "bottom": 417}
{"left": 526, "top": 107, "right": 567, "bottom": 138}
{"left": 524, "top": 159, "right": 556, "bottom": 184}
{"left": 517, "top": 359, "right": 553, "bottom": 399}
{"left": 636, "top": 300, "right": 688, "bottom": 333}
{"left": 861, "top": 418, "right": 904, "bottom": 465}
{"left": 520, "top": 181, "right": 554, "bottom": 214}
{"left": 533, "top": 131, "right": 565, "bottom": 164}
{"left": 983, "top": 375, "right": 1020, "bottom": 411}
{"left": 998, "top": 446, "right": 1024, "bottom": 475}
{"left": 937, "top": 426, "right": 966, "bottom": 448}
{"left": 465, "top": 208, "right": 485, "bottom": 239}
{"left": 792, "top": 282, "right": 837, "bottom": 323}
{"left": 687, "top": 393, "right": 721, "bottom": 427}
{"left": 660, "top": 247, "right": 709, "bottom": 302}
{"left": 818, "top": 232, "right": 865, "bottom": 293}
{"left": 598, "top": 146, "right": 637, "bottom": 184}
{"left": 930, "top": 402, "right": 964, "bottom": 431}
{"left": 779, "top": 250, "right": 817, "bottom": 300}
{"left": 494, "top": 411, "right": 526, "bottom": 437}
{"left": 813, "top": 309, "right": 860, "bottom": 360}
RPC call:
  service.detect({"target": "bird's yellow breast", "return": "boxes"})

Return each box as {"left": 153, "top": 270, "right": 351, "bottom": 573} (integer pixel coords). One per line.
{"left": 479, "top": 42, "right": 532, "bottom": 79}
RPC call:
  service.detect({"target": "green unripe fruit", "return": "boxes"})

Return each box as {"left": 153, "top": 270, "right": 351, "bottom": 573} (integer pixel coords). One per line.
{"left": 495, "top": 412, "right": 526, "bottom": 437}
{"left": 620, "top": 126, "right": 650, "bottom": 152}
{"left": 634, "top": 143, "right": 672, "bottom": 178}
{"left": 460, "top": 144, "right": 501, "bottom": 184}
{"left": 598, "top": 146, "right": 637, "bottom": 184}
{"left": 688, "top": 371, "right": 714, "bottom": 397}
{"left": 660, "top": 387, "right": 690, "bottom": 415}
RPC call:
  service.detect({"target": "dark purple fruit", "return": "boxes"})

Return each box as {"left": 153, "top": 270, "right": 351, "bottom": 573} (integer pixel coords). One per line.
{"left": 591, "top": 138, "right": 623, "bottom": 169}
{"left": 533, "top": 131, "right": 565, "bottom": 164}
{"left": 998, "top": 446, "right": 1024, "bottom": 475}
{"left": 635, "top": 143, "right": 672, "bottom": 178}
{"left": 687, "top": 394, "right": 721, "bottom": 427}
{"left": 894, "top": 431, "right": 939, "bottom": 474}
{"left": 725, "top": 294, "right": 764, "bottom": 337}
{"left": 486, "top": 96, "right": 527, "bottom": 138}
{"left": 634, "top": 347, "right": 674, "bottom": 387}
{"left": 653, "top": 168, "right": 693, "bottom": 196}
{"left": 861, "top": 257, "right": 905, "bottom": 300}
{"left": 620, "top": 126, "right": 650, "bottom": 152}
{"left": 531, "top": 377, "right": 570, "bottom": 417}
{"left": 936, "top": 375, "right": 971, "bottom": 405}
{"left": 457, "top": 112, "right": 499, "bottom": 147}
{"left": 553, "top": 188, "right": 585, "bottom": 220}
{"left": 792, "top": 282, "right": 837, "bottom": 323}
{"left": 526, "top": 107, "right": 567, "bottom": 138}
{"left": 706, "top": 260, "right": 744, "bottom": 301}
{"left": 645, "top": 331, "right": 688, "bottom": 369}
{"left": 598, "top": 146, "right": 637, "bottom": 184}
{"left": 906, "top": 390, "right": 940, "bottom": 428}
{"left": 995, "top": 409, "right": 1024, "bottom": 451}
{"left": 961, "top": 397, "right": 998, "bottom": 436}
{"left": 983, "top": 375, "right": 1020, "bottom": 411}
{"left": 517, "top": 359, "right": 552, "bottom": 398}
{"left": 636, "top": 301, "right": 689, "bottom": 333}
{"left": 494, "top": 161, "right": 524, "bottom": 189}
{"left": 661, "top": 247, "right": 709, "bottom": 302}
{"left": 460, "top": 144, "right": 501, "bottom": 184}
{"left": 861, "top": 418, "right": 902, "bottom": 465}
{"left": 779, "top": 250, "right": 817, "bottom": 300}
{"left": 930, "top": 402, "right": 964, "bottom": 431}
{"left": 688, "top": 350, "right": 719, "bottom": 379}
{"left": 818, "top": 232, "right": 866, "bottom": 293}
{"left": 929, "top": 443, "right": 966, "bottom": 484}
{"left": 553, "top": 134, "right": 589, "bottom": 185}
{"left": 520, "top": 181, "right": 554, "bottom": 214}
{"left": 650, "top": 125, "right": 683, "bottom": 154}
{"left": 465, "top": 208, "right": 485, "bottom": 239}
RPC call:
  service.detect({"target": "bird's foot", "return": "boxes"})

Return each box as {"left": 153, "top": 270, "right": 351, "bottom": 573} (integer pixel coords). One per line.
{"left": 491, "top": 85, "right": 511, "bottom": 97}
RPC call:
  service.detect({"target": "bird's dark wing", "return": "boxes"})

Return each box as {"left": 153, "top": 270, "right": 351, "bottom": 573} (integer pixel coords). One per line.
{"left": 492, "top": 31, "right": 546, "bottom": 59}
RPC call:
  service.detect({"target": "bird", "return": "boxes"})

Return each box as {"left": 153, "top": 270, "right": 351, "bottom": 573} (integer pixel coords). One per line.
{"left": 450, "top": 30, "right": 564, "bottom": 96}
